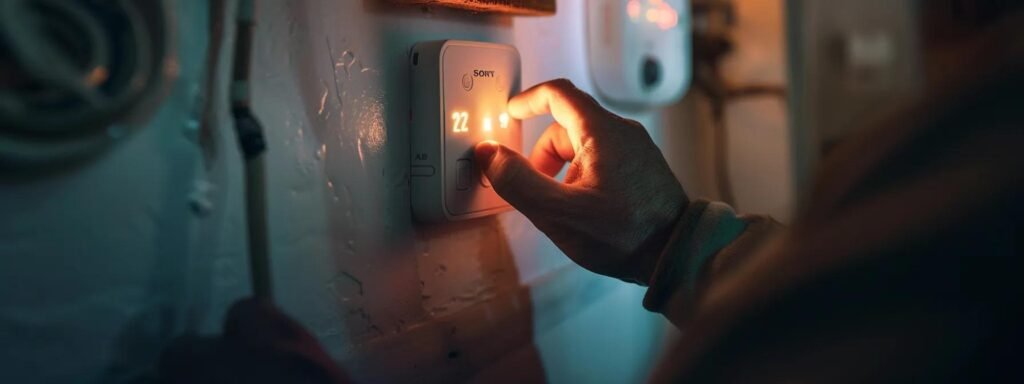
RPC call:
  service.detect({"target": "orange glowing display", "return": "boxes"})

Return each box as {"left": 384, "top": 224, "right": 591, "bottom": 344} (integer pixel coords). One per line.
{"left": 451, "top": 111, "right": 469, "bottom": 133}
{"left": 628, "top": 0, "right": 678, "bottom": 30}
{"left": 499, "top": 112, "right": 510, "bottom": 129}
{"left": 452, "top": 111, "right": 512, "bottom": 133}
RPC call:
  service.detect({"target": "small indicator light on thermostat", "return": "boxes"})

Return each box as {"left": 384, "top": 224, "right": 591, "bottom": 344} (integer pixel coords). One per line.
{"left": 499, "top": 113, "right": 509, "bottom": 129}
{"left": 627, "top": 0, "right": 641, "bottom": 21}
{"left": 631, "top": 0, "right": 679, "bottom": 30}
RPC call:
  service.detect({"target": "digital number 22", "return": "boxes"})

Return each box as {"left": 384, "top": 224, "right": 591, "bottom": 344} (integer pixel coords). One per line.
{"left": 451, "top": 111, "right": 469, "bottom": 133}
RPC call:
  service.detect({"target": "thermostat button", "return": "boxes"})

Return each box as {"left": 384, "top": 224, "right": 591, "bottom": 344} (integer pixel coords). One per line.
{"left": 456, "top": 159, "right": 472, "bottom": 190}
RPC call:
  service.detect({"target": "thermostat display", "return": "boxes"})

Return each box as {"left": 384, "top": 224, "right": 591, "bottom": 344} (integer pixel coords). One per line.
{"left": 409, "top": 40, "right": 522, "bottom": 222}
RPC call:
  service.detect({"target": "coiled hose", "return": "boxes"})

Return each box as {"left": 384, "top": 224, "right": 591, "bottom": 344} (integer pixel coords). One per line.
{"left": 0, "top": 0, "right": 167, "bottom": 169}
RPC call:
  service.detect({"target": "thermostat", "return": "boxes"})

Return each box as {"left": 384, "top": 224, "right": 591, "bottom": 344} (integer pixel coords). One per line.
{"left": 409, "top": 40, "right": 522, "bottom": 223}
{"left": 587, "top": 0, "right": 691, "bottom": 107}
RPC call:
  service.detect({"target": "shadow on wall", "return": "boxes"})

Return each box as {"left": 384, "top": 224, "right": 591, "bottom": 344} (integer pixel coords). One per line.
{"left": 279, "top": 2, "right": 546, "bottom": 381}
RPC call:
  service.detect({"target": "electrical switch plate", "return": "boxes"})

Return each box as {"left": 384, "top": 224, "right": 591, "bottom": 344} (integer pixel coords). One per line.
{"left": 587, "top": 0, "right": 691, "bottom": 107}
{"left": 409, "top": 40, "right": 522, "bottom": 223}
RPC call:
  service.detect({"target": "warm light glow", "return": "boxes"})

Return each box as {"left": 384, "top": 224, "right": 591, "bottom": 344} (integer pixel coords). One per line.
{"left": 483, "top": 116, "right": 493, "bottom": 132}
{"left": 632, "top": 0, "right": 679, "bottom": 30}
{"left": 627, "top": 0, "right": 641, "bottom": 21}
{"left": 645, "top": 8, "right": 659, "bottom": 23}
{"left": 498, "top": 112, "right": 509, "bottom": 129}
{"left": 655, "top": 6, "right": 678, "bottom": 30}
{"left": 451, "top": 111, "right": 469, "bottom": 133}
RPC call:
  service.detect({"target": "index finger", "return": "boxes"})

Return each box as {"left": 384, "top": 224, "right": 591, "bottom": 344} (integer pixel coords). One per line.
{"left": 507, "top": 79, "right": 606, "bottom": 134}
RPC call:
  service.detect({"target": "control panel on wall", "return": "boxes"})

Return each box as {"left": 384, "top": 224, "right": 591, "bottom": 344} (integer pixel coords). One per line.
{"left": 409, "top": 40, "right": 522, "bottom": 223}
{"left": 587, "top": 0, "right": 691, "bottom": 107}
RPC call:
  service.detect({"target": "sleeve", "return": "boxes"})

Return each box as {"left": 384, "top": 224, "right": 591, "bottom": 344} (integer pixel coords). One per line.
{"left": 643, "top": 199, "right": 782, "bottom": 327}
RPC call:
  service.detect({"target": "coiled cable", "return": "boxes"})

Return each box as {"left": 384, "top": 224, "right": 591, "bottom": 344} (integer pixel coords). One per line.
{"left": 0, "top": 0, "right": 167, "bottom": 169}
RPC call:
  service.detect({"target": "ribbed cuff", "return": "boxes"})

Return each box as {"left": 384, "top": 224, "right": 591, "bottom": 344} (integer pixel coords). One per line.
{"left": 643, "top": 200, "right": 747, "bottom": 314}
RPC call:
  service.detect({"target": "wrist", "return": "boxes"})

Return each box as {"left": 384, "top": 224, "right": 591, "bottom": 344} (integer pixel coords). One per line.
{"left": 626, "top": 198, "right": 689, "bottom": 285}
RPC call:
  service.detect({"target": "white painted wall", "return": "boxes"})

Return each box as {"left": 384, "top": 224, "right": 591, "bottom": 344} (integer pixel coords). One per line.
{"left": 0, "top": 1, "right": 680, "bottom": 382}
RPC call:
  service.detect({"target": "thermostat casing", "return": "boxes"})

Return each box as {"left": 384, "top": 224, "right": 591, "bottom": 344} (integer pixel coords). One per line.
{"left": 587, "top": 0, "right": 691, "bottom": 107}
{"left": 409, "top": 40, "right": 522, "bottom": 223}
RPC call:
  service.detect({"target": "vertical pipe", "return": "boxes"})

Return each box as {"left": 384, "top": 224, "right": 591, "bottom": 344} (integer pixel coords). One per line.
{"left": 231, "top": 0, "right": 272, "bottom": 300}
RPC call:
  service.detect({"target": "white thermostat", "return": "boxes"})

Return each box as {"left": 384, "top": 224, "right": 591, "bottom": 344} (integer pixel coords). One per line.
{"left": 587, "top": 0, "right": 691, "bottom": 107}
{"left": 409, "top": 40, "right": 522, "bottom": 223}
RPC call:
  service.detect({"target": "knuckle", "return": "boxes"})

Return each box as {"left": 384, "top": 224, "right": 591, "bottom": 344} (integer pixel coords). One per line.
{"left": 579, "top": 88, "right": 601, "bottom": 104}
{"left": 576, "top": 138, "right": 599, "bottom": 158}
{"left": 612, "top": 117, "right": 649, "bottom": 138}
{"left": 548, "top": 78, "right": 576, "bottom": 90}
{"left": 622, "top": 118, "right": 643, "bottom": 129}
{"left": 545, "top": 79, "right": 583, "bottom": 101}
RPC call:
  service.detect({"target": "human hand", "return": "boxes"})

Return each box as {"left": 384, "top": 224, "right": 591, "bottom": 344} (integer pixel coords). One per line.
{"left": 475, "top": 79, "right": 687, "bottom": 284}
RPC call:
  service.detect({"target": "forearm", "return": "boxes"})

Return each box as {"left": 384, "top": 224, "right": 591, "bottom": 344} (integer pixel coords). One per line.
{"left": 643, "top": 199, "right": 782, "bottom": 328}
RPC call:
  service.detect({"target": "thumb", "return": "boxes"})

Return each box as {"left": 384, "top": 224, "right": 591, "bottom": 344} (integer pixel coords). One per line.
{"left": 475, "top": 140, "right": 562, "bottom": 211}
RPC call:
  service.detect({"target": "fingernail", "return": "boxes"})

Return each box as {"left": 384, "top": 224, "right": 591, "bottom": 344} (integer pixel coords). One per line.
{"left": 475, "top": 140, "right": 498, "bottom": 166}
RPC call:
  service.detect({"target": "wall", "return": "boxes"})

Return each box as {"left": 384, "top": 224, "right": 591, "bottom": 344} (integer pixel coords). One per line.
{"left": 662, "top": 0, "right": 794, "bottom": 221}
{"left": 720, "top": 0, "right": 793, "bottom": 220}
{"left": 0, "top": 1, "right": 678, "bottom": 382}
{"left": 787, "top": 0, "right": 921, "bottom": 159}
